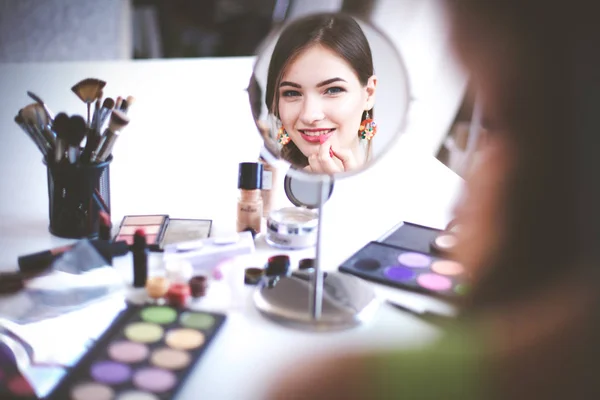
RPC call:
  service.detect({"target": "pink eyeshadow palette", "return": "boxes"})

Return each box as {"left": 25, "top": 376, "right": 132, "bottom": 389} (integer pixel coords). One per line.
{"left": 48, "top": 305, "right": 226, "bottom": 400}
{"left": 338, "top": 242, "right": 470, "bottom": 300}
{"left": 114, "top": 215, "right": 212, "bottom": 251}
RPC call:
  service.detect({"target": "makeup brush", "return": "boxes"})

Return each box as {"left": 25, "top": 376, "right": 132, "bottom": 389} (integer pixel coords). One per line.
{"left": 65, "top": 115, "right": 87, "bottom": 164}
{"left": 71, "top": 78, "right": 106, "bottom": 126}
{"left": 99, "top": 211, "right": 112, "bottom": 241}
{"left": 115, "top": 96, "right": 123, "bottom": 111}
{"left": 27, "top": 91, "right": 55, "bottom": 123}
{"left": 385, "top": 300, "right": 455, "bottom": 326}
{"left": 96, "top": 97, "right": 115, "bottom": 132}
{"left": 14, "top": 114, "right": 48, "bottom": 158}
{"left": 90, "top": 98, "right": 102, "bottom": 133}
{"left": 81, "top": 98, "right": 116, "bottom": 163}
{"left": 31, "top": 103, "right": 56, "bottom": 148}
{"left": 119, "top": 95, "right": 135, "bottom": 113}
{"left": 19, "top": 106, "right": 52, "bottom": 156}
{"left": 90, "top": 109, "right": 130, "bottom": 163}
{"left": 52, "top": 113, "right": 70, "bottom": 163}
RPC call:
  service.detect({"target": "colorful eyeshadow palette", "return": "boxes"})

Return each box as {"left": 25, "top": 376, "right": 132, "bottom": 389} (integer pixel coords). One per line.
{"left": 115, "top": 215, "right": 212, "bottom": 251}
{"left": 339, "top": 241, "right": 470, "bottom": 300}
{"left": 48, "top": 305, "right": 226, "bottom": 400}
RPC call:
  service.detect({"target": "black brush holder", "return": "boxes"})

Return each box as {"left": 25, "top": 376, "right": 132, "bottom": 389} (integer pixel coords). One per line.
{"left": 45, "top": 156, "right": 112, "bottom": 239}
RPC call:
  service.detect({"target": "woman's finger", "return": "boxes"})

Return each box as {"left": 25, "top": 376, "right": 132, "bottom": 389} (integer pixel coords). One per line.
{"left": 330, "top": 146, "right": 359, "bottom": 171}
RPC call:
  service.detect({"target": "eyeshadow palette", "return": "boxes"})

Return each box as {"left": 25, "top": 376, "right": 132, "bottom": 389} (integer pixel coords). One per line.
{"left": 378, "top": 221, "right": 447, "bottom": 254}
{"left": 48, "top": 305, "right": 226, "bottom": 400}
{"left": 339, "top": 242, "right": 469, "bottom": 300}
{"left": 115, "top": 215, "right": 212, "bottom": 251}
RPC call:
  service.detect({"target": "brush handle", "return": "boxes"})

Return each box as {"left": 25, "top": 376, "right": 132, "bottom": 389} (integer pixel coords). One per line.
{"left": 41, "top": 126, "right": 56, "bottom": 148}
{"left": 54, "top": 138, "right": 66, "bottom": 163}
{"left": 90, "top": 129, "right": 117, "bottom": 163}
{"left": 15, "top": 120, "right": 48, "bottom": 158}
{"left": 386, "top": 300, "right": 455, "bottom": 326}
{"left": 97, "top": 108, "right": 113, "bottom": 133}
{"left": 26, "top": 122, "right": 52, "bottom": 157}
{"left": 81, "top": 128, "right": 100, "bottom": 163}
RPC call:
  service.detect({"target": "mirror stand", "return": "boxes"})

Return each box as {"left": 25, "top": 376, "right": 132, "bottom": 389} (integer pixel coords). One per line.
{"left": 253, "top": 175, "right": 379, "bottom": 331}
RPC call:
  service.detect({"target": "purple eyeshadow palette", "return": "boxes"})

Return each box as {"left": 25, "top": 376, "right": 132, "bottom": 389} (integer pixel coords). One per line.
{"left": 339, "top": 242, "right": 469, "bottom": 300}
{"left": 338, "top": 221, "right": 468, "bottom": 300}
{"left": 48, "top": 304, "right": 226, "bottom": 400}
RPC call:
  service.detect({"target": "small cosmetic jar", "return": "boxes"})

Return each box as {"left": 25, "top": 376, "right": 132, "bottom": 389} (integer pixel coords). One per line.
{"left": 266, "top": 207, "right": 318, "bottom": 249}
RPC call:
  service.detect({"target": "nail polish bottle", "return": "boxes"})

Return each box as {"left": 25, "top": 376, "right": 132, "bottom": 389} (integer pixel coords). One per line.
{"left": 132, "top": 229, "right": 148, "bottom": 287}
{"left": 236, "top": 162, "right": 263, "bottom": 234}
{"left": 259, "top": 156, "right": 277, "bottom": 218}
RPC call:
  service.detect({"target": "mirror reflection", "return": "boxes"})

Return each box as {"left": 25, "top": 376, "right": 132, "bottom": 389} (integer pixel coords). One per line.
{"left": 249, "top": 12, "right": 410, "bottom": 176}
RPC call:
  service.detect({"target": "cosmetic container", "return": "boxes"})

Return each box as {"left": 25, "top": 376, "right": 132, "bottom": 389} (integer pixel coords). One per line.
{"left": 236, "top": 162, "right": 263, "bottom": 234}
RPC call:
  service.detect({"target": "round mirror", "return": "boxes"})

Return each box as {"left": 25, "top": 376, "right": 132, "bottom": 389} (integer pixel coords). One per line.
{"left": 248, "top": 11, "right": 410, "bottom": 179}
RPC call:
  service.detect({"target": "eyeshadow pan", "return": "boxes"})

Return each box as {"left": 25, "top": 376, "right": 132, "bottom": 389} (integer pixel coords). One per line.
{"left": 417, "top": 273, "right": 452, "bottom": 291}
{"left": 179, "top": 312, "right": 215, "bottom": 330}
{"left": 91, "top": 361, "right": 132, "bottom": 384}
{"left": 108, "top": 341, "right": 149, "bottom": 364}
{"left": 117, "top": 391, "right": 160, "bottom": 400}
{"left": 133, "top": 368, "right": 176, "bottom": 393}
{"left": 71, "top": 382, "right": 115, "bottom": 400}
{"left": 165, "top": 329, "right": 205, "bottom": 350}
{"left": 124, "top": 216, "right": 166, "bottom": 226}
{"left": 398, "top": 252, "right": 431, "bottom": 268}
{"left": 434, "top": 234, "right": 458, "bottom": 250}
{"left": 124, "top": 322, "right": 164, "bottom": 343}
{"left": 431, "top": 260, "right": 464, "bottom": 276}
{"left": 140, "top": 306, "right": 178, "bottom": 325}
{"left": 150, "top": 348, "right": 191, "bottom": 370}
{"left": 383, "top": 266, "right": 414, "bottom": 282}
{"left": 353, "top": 258, "right": 380, "bottom": 271}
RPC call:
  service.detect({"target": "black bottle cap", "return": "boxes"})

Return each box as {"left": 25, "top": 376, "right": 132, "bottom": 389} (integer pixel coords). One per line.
{"left": 265, "top": 254, "right": 290, "bottom": 277}
{"left": 298, "top": 258, "right": 315, "bottom": 270}
{"left": 238, "top": 162, "right": 263, "bottom": 190}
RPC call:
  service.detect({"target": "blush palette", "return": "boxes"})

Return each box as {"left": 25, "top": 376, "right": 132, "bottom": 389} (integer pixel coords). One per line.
{"left": 48, "top": 305, "right": 225, "bottom": 400}
{"left": 339, "top": 241, "right": 470, "bottom": 300}
{"left": 114, "top": 215, "right": 212, "bottom": 251}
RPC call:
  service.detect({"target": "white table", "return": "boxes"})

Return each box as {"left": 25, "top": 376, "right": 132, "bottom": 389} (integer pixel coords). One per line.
{"left": 0, "top": 57, "right": 463, "bottom": 399}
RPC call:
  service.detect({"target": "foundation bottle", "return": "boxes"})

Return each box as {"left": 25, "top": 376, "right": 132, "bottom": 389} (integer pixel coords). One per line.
{"left": 259, "top": 156, "right": 277, "bottom": 217}
{"left": 236, "top": 162, "right": 263, "bottom": 234}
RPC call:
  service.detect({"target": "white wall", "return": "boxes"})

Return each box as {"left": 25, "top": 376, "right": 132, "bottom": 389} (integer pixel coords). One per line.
{"left": 0, "top": 0, "right": 133, "bottom": 62}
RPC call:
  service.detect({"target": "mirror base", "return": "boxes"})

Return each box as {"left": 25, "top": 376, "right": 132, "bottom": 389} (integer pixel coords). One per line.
{"left": 253, "top": 271, "right": 379, "bottom": 331}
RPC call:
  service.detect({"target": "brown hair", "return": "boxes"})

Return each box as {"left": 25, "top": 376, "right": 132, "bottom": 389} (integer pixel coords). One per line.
{"left": 446, "top": 0, "right": 600, "bottom": 397}
{"left": 265, "top": 13, "right": 374, "bottom": 167}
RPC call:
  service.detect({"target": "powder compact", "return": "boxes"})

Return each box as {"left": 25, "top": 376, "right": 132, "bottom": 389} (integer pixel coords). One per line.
{"left": 114, "top": 215, "right": 212, "bottom": 251}
{"left": 265, "top": 169, "right": 333, "bottom": 250}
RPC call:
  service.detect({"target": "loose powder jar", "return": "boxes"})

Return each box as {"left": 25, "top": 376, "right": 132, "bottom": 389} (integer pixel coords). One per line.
{"left": 266, "top": 207, "right": 318, "bottom": 249}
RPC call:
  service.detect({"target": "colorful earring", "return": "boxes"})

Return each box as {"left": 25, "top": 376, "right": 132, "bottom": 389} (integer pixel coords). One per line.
{"left": 359, "top": 111, "right": 377, "bottom": 140}
{"left": 277, "top": 126, "right": 291, "bottom": 145}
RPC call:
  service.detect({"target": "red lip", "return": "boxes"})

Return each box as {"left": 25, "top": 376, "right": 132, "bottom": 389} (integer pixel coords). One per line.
{"left": 299, "top": 128, "right": 335, "bottom": 143}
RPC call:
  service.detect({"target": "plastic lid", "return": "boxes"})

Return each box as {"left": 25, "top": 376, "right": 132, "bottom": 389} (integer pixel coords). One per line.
{"left": 238, "top": 162, "right": 263, "bottom": 190}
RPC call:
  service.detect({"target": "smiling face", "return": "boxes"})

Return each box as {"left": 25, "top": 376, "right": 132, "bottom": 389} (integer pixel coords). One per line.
{"left": 277, "top": 45, "right": 376, "bottom": 159}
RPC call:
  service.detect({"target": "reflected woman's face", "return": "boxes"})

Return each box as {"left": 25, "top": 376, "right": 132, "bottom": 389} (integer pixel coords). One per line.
{"left": 278, "top": 45, "right": 375, "bottom": 159}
